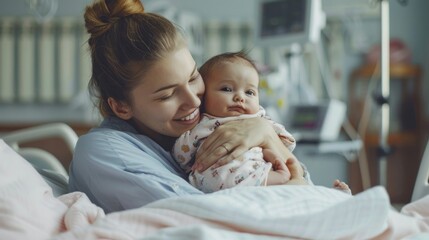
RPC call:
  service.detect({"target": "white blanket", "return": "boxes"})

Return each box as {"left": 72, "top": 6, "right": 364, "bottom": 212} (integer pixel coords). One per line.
{"left": 1, "top": 139, "right": 428, "bottom": 240}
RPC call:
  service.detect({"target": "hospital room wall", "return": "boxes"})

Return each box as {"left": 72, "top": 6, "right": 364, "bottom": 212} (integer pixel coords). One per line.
{"left": 0, "top": 0, "right": 428, "bottom": 119}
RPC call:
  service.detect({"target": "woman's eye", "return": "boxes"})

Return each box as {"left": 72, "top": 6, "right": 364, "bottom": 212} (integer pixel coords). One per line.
{"left": 189, "top": 73, "right": 201, "bottom": 83}
{"left": 221, "top": 87, "right": 232, "bottom": 92}
{"left": 159, "top": 94, "right": 173, "bottom": 101}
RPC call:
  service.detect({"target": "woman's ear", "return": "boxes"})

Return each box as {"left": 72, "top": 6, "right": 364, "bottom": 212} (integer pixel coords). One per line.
{"left": 108, "top": 97, "right": 132, "bottom": 120}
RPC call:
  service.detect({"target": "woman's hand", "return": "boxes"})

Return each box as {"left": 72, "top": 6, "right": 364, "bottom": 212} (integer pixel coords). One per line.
{"left": 193, "top": 117, "right": 272, "bottom": 171}
{"left": 193, "top": 117, "right": 305, "bottom": 176}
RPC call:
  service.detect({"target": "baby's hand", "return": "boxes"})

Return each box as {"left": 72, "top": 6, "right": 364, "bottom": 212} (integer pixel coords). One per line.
{"left": 263, "top": 149, "right": 291, "bottom": 183}
{"left": 270, "top": 158, "right": 291, "bottom": 178}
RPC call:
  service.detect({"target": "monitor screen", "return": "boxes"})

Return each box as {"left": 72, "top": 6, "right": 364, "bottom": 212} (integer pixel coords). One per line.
{"left": 286, "top": 100, "right": 346, "bottom": 141}
{"left": 255, "top": 0, "right": 323, "bottom": 48}
{"left": 259, "top": 0, "right": 307, "bottom": 38}
{"left": 290, "top": 105, "right": 325, "bottom": 130}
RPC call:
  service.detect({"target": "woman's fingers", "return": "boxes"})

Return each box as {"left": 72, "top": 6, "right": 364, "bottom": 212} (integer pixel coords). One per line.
{"left": 196, "top": 144, "right": 230, "bottom": 171}
{"left": 209, "top": 145, "right": 248, "bottom": 170}
{"left": 193, "top": 132, "right": 229, "bottom": 171}
{"left": 195, "top": 125, "right": 230, "bottom": 158}
{"left": 193, "top": 118, "right": 273, "bottom": 172}
{"left": 195, "top": 142, "right": 247, "bottom": 172}
{"left": 194, "top": 122, "right": 249, "bottom": 171}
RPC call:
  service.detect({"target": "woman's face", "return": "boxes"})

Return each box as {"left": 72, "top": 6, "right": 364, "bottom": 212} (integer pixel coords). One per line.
{"left": 125, "top": 47, "right": 204, "bottom": 141}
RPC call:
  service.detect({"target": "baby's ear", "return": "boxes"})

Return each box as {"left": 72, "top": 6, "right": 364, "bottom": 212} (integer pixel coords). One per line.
{"left": 108, "top": 97, "right": 133, "bottom": 120}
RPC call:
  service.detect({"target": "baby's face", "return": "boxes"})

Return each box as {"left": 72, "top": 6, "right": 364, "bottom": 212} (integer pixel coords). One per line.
{"left": 204, "top": 61, "right": 260, "bottom": 117}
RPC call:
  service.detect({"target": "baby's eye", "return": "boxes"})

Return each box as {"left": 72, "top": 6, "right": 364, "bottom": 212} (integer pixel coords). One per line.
{"left": 220, "top": 87, "right": 232, "bottom": 92}
{"left": 246, "top": 90, "right": 256, "bottom": 96}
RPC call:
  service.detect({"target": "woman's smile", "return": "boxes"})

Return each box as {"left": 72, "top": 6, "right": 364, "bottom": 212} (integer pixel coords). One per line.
{"left": 177, "top": 108, "right": 200, "bottom": 123}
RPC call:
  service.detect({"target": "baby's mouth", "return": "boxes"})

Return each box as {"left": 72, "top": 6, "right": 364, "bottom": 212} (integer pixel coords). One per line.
{"left": 228, "top": 106, "right": 245, "bottom": 113}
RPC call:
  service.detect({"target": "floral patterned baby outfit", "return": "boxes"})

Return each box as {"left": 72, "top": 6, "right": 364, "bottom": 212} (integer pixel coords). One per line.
{"left": 172, "top": 106, "right": 295, "bottom": 193}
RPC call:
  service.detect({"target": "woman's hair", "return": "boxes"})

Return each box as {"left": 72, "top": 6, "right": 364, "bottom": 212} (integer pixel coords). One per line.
{"left": 84, "top": 0, "right": 186, "bottom": 117}
{"left": 198, "top": 50, "right": 257, "bottom": 81}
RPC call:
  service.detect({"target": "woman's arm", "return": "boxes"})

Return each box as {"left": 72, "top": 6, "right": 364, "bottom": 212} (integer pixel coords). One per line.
{"left": 193, "top": 117, "right": 308, "bottom": 182}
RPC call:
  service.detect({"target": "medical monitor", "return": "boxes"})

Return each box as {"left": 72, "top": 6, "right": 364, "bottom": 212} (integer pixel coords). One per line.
{"left": 255, "top": 0, "right": 324, "bottom": 47}
{"left": 286, "top": 100, "right": 346, "bottom": 141}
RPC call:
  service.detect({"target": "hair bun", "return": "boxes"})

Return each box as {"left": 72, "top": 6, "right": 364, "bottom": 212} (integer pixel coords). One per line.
{"left": 84, "top": 0, "right": 145, "bottom": 39}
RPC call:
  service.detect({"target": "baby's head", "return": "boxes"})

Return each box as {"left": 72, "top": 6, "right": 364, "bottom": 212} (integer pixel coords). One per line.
{"left": 199, "top": 51, "right": 260, "bottom": 117}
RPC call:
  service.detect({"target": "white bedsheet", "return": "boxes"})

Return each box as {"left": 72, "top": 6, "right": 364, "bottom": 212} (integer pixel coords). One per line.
{"left": 49, "top": 186, "right": 388, "bottom": 240}
{"left": 1, "top": 139, "right": 428, "bottom": 240}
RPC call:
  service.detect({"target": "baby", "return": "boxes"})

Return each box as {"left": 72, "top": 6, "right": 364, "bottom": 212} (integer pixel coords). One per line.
{"left": 173, "top": 51, "right": 350, "bottom": 194}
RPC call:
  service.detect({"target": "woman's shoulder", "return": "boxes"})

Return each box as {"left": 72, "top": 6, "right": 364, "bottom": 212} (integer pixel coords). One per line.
{"left": 77, "top": 122, "right": 133, "bottom": 147}
{"left": 76, "top": 126, "right": 126, "bottom": 149}
{"left": 74, "top": 117, "right": 152, "bottom": 157}
{"left": 76, "top": 123, "right": 157, "bottom": 155}
{"left": 72, "top": 119, "right": 176, "bottom": 173}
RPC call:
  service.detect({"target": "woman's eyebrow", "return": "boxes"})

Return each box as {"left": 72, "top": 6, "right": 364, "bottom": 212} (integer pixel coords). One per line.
{"left": 154, "top": 83, "right": 178, "bottom": 93}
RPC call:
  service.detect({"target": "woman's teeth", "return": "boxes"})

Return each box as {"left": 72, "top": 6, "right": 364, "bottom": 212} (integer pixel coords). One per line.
{"left": 181, "top": 109, "right": 198, "bottom": 121}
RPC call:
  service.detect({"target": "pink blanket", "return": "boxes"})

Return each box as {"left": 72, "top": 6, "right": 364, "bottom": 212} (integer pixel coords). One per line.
{"left": 1, "top": 139, "right": 428, "bottom": 240}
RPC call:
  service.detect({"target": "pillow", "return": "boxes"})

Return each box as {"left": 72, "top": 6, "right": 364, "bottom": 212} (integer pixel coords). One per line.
{"left": 0, "top": 140, "right": 68, "bottom": 239}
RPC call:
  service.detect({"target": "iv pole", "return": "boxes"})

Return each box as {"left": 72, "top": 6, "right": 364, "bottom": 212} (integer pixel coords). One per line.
{"left": 377, "top": 0, "right": 390, "bottom": 187}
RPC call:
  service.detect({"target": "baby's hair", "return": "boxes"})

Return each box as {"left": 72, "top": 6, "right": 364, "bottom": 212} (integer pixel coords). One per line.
{"left": 199, "top": 50, "right": 257, "bottom": 81}
{"left": 84, "top": 0, "right": 186, "bottom": 117}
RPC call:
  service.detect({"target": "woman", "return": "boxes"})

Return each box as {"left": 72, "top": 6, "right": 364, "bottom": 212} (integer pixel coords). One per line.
{"left": 69, "top": 0, "right": 309, "bottom": 213}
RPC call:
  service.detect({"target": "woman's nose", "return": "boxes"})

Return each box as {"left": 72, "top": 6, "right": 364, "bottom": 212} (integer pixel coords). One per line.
{"left": 185, "top": 86, "right": 202, "bottom": 108}
{"left": 186, "top": 91, "right": 200, "bottom": 108}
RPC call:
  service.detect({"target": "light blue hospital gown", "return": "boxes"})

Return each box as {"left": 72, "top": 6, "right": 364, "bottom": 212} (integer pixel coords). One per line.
{"left": 68, "top": 116, "right": 203, "bottom": 213}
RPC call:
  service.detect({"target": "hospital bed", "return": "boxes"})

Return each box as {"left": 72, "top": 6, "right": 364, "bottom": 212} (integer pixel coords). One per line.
{"left": 2, "top": 123, "right": 77, "bottom": 196}
{"left": 3, "top": 123, "right": 77, "bottom": 177}
{"left": 1, "top": 123, "right": 429, "bottom": 239}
